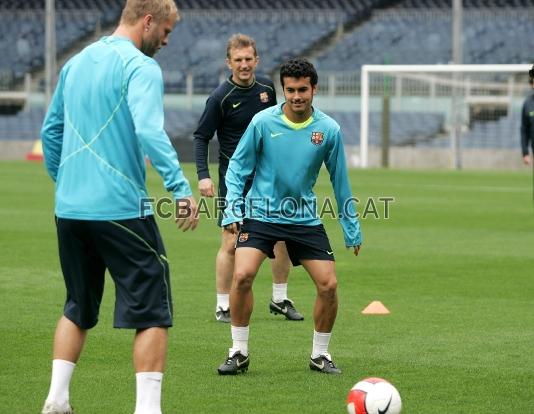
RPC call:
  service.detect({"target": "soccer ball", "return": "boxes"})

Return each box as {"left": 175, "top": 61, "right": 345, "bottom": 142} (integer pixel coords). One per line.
{"left": 346, "top": 377, "right": 402, "bottom": 414}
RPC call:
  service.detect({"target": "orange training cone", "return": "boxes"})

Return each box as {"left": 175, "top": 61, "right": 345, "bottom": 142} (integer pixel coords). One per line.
{"left": 26, "top": 139, "right": 43, "bottom": 161}
{"left": 361, "top": 301, "right": 390, "bottom": 315}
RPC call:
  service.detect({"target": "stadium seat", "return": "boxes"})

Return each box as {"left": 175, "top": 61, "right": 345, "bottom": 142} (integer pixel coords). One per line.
{"left": 315, "top": 3, "right": 534, "bottom": 74}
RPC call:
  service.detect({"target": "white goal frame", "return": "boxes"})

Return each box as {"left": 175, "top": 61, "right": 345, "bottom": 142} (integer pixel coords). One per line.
{"left": 359, "top": 64, "right": 532, "bottom": 168}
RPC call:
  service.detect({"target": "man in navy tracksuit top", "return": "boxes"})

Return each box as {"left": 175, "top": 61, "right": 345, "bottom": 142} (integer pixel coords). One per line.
{"left": 194, "top": 33, "right": 303, "bottom": 323}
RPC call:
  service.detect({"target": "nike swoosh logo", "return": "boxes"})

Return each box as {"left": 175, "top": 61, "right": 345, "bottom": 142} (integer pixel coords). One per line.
{"left": 236, "top": 356, "right": 249, "bottom": 367}
{"left": 326, "top": 250, "right": 334, "bottom": 255}
{"left": 270, "top": 132, "right": 284, "bottom": 138}
{"left": 310, "top": 359, "right": 325, "bottom": 370}
{"left": 378, "top": 396, "right": 392, "bottom": 414}
{"left": 272, "top": 302, "right": 288, "bottom": 313}
{"left": 232, "top": 102, "right": 241, "bottom": 108}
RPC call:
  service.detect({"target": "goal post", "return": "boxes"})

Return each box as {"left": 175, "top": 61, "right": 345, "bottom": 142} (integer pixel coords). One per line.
{"left": 359, "top": 64, "right": 532, "bottom": 169}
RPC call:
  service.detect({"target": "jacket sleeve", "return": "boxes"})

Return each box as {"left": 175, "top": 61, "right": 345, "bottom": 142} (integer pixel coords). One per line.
{"left": 324, "top": 128, "right": 362, "bottom": 247}
{"left": 127, "top": 63, "right": 192, "bottom": 200}
{"left": 222, "top": 120, "right": 262, "bottom": 225}
{"left": 521, "top": 98, "right": 531, "bottom": 156}
{"left": 194, "top": 95, "right": 223, "bottom": 180}
{"left": 41, "top": 67, "right": 67, "bottom": 182}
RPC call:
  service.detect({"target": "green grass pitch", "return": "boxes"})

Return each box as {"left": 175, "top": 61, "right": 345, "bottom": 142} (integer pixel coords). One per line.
{"left": 1, "top": 161, "right": 533, "bottom": 413}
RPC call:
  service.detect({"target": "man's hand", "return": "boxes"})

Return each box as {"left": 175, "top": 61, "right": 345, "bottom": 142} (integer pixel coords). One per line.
{"left": 198, "top": 178, "right": 215, "bottom": 197}
{"left": 175, "top": 196, "right": 199, "bottom": 232}
{"left": 353, "top": 245, "right": 361, "bottom": 256}
{"left": 523, "top": 154, "right": 532, "bottom": 165}
{"left": 224, "top": 222, "right": 241, "bottom": 234}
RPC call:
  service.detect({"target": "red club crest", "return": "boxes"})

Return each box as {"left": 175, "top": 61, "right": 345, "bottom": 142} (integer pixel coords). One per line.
{"left": 238, "top": 233, "right": 249, "bottom": 242}
{"left": 311, "top": 131, "right": 324, "bottom": 146}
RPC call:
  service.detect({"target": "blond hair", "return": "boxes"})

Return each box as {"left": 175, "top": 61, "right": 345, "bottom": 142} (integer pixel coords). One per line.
{"left": 226, "top": 33, "right": 257, "bottom": 59}
{"left": 120, "top": 0, "right": 179, "bottom": 25}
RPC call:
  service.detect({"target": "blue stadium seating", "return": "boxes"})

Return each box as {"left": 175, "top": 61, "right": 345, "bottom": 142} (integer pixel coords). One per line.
{"left": 0, "top": 9, "right": 114, "bottom": 82}
{"left": 153, "top": 0, "right": 398, "bottom": 91}
{"left": 0, "top": 106, "right": 201, "bottom": 141}
{"left": 333, "top": 110, "right": 522, "bottom": 150}
{"left": 0, "top": 0, "right": 530, "bottom": 151}
{"left": 396, "top": 0, "right": 534, "bottom": 7}
{"left": 420, "top": 112, "right": 521, "bottom": 148}
{"left": 329, "top": 110, "right": 520, "bottom": 149}
{"left": 2, "top": 0, "right": 532, "bottom": 88}
{"left": 0, "top": 0, "right": 123, "bottom": 83}
{"left": 0, "top": 0, "right": 393, "bottom": 90}
{"left": 155, "top": 10, "right": 345, "bottom": 92}
{"left": 315, "top": 6, "right": 534, "bottom": 72}
{"left": 164, "top": 108, "right": 202, "bottom": 140}
{"left": 327, "top": 111, "right": 446, "bottom": 146}
{"left": 0, "top": 105, "right": 521, "bottom": 152}
{"left": 173, "top": 0, "right": 386, "bottom": 10}
{"left": 0, "top": 107, "right": 44, "bottom": 141}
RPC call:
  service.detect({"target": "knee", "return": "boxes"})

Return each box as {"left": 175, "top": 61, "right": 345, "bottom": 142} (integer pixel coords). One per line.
{"left": 317, "top": 275, "right": 337, "bottom": 298}
{"left": 220, "top": 236, "right": 237, "bottom": 256}
{"left": 219, "top": 242, "right": 236, "bottom": 257}
{"left": 233, "top": 269, "right": 255, "bottom": 291}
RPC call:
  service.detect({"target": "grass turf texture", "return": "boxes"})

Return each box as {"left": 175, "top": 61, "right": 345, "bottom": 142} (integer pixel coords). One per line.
{"left": 1, "top": 160, "right": 533, "bottom": 413}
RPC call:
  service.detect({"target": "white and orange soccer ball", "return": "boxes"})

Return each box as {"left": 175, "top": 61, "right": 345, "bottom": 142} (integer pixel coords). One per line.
{"left": 346, "top": 377, "right": 402, "bottom": 414}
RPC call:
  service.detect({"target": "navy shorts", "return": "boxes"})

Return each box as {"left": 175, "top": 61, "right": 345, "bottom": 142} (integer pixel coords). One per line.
{"left": 217, "top": 163, "right": 253, "bottom": 227}
{"left": 55, "top": 216, "right": 172, "bottom": 329}
{"left": 235, "top": 219, "right": 335, "bottom": 266}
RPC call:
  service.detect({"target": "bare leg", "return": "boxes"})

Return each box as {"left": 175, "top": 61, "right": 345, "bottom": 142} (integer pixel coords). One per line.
{"left": 270, "top": 241, "right": 291, "bottom": 284}
{"left": 43, "top": 316, "right": 87, "bottom": 409}
{"left": 53, "top": 316, "right": 87, "bottom": 362}
{"left": 300, "top": 259, "right": 341, "bottom": 373}
{"left": 230, "top": 247, "right": 267, "bottom": 327}
{"left": 218, "top": 247, "right": 265, "bottom": 375}
{"left": 301, "top": 260, "right": 338, "bottom": 332}
{"left": 215, "top": 229, "right": 237, "bottom": 297}
{"left": 133, "top": 328, "right": 167, "bottom": 414}
{"left": 133, "top": 327, "right": 168, "bottom": 372}
{"left": 269, "top": 241, "right": 304, "bottom": 320}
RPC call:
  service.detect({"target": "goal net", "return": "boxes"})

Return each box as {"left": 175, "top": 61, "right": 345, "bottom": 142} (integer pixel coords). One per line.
{"left": 357, "top": 64, "right": 531, "bottom": 169}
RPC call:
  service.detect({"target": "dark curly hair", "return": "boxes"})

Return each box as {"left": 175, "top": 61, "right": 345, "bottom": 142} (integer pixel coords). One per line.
{"left": 279, "top": 58, "right": 318, "bottom": 87}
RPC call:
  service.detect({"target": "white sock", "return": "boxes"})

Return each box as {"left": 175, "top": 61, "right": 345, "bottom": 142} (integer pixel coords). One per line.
{"left": 216, "top": 293, "right": 230, "bottom": 311}
{"left": 272, "top": 283, "right": 288, "bottom": 303}
{"left": 45, "top": 359, "right": 76, "bottom": 407}
{"left": 230, "top": 325, "right": 249, "bottom": 357}
{"left": 134, "top": 372, "right": 163, "bottom": 414}
{"left": 311, "top": 330, "right": 332, "bottom": 359}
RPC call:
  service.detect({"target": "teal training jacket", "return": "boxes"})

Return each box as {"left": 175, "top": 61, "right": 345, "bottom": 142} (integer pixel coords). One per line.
{"left": 222, "top": 104, "right": 362, "bottom": 247}
{"left": 42, "top": 36, "right": 191, "bottom": 220}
